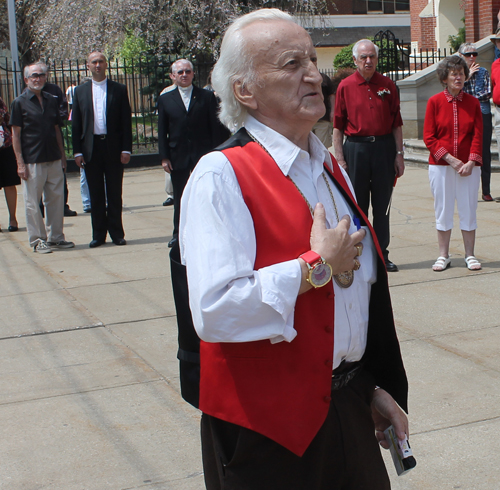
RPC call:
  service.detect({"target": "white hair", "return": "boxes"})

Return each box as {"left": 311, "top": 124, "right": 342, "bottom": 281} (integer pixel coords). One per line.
{"left": 171, "top": 59, "right": 194, "bottom": 73}
{"left": 212, "top": 8, "right": 295, "bottom": 132}
{"left": 24, "top": 61, "right": 48, "bottom": 78}
{"left": 352, "top": 39, "right": 379, "bottom": 59}
{"left": 459, "top": 42, "right": 477, "bottom": 54}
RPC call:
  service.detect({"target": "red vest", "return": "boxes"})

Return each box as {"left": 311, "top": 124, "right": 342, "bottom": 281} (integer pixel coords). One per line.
{"left": 199, "top": 141, "right": 383, "bottom": 456}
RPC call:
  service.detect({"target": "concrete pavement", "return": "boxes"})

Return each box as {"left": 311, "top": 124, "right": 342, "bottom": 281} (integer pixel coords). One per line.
{"left": 0, "top": 165, "right": 499, "bottom": 489}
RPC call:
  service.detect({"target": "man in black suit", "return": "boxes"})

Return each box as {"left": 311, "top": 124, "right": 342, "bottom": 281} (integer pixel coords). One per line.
{"left": 71, "top": 51, "right": 132, "bottom": 248}
{"left": 158, "top": 59, "right": 223, "bottom": 247}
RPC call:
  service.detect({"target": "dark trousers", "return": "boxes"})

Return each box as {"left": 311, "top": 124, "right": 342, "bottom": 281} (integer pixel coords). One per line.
{"left": 201, "top": 369, "right": 390, "bottom": 490}
{"left": 85, "top": 137, "right": 125, "bottom": 241}
{"left": 481, "top": 112, "right": 492, "bottom": 196}
{"left": 343, "top": 137, "right": 396, "bottom": 260}
{"left": 171, "top": 168, "right": 191, "bottom": 238}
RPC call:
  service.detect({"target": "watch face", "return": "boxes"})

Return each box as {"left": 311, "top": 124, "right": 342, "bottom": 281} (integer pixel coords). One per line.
{"left": 311, "top": 262, "right": 332, "bottom": 287}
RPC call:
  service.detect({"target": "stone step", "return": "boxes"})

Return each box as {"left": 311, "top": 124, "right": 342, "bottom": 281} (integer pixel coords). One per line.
{"left": 404, "top": 138, "right": 500, "bottom": 171}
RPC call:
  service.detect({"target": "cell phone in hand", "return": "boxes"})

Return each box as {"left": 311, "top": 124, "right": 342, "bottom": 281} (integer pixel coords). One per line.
{"left": 384, "top": 425, "right": 417, "bottom": 476}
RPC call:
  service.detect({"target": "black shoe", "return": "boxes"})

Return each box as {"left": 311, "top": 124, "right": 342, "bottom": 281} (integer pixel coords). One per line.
{"left": 89, "top": 239, "right": 106, "bottom": 248}
{"left": 163, "top": 197, "right": 174, "bottom": 206}
{"left": 385, "top": 260, "right": 399, "bottom": 272}
{"left": 113, "top": 238, "right": 127, "bottom": 246}
{"left": 8, "top": 225, "right": 18, "bottom": 232}
{"left": 168, "top": 237, "right": 177, "bottom": 248}
{"left": 84, "top": 208, "right": 91, "bottom": 213}
{"left": 64, "top": 207, "right": 77, "bottom": 217}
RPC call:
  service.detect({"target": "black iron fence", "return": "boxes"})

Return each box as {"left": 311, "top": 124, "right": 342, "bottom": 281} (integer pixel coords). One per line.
{"left": 374, "top": 30, "right": 456, "bottom": 82}
{"left": 0, "top": 56, "right": 214, "bottom": 156}
{"left": 0, "top": 47, "right": 456, "bottom": 155}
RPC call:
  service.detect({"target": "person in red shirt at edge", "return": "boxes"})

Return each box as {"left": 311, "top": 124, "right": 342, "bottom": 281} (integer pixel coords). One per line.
{"left": 180, "top": 9, "right": 409, "bottom": 490}
{"left": 424, "top": 55, "right": 483, "bottom": 273}
{"left": 333, "top": 39, "right": 405, "bottom": 273}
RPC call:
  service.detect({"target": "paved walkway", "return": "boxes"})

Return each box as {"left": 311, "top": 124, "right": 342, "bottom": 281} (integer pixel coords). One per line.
{"left": 0, "top": 165, "right": 499, "bottom": 489}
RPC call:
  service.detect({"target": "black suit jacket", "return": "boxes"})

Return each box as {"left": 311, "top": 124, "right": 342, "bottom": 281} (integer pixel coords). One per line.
{"left": 158, "top": 85, "right": 223, "bottom": 171}
{"left": 71, "top": 79, "right": 132, "bottom": 162}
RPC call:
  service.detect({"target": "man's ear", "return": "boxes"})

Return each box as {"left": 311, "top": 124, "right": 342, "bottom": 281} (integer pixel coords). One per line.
{"left": 234, "top": 80, "right": 258, "bottom": 110}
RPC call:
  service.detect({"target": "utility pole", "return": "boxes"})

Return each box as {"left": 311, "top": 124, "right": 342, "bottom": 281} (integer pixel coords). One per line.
{"left": 7, "top": 0, "right": 22, "bottom": 97}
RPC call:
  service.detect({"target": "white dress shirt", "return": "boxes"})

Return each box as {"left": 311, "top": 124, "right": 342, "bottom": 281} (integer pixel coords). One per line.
{"left": 178, "top": 85, "right": 193, "bottom": 111}
{"left": 92, "top": 78, "right": 107, "bottom": 134}
{"left": 180, "top": 116, "right": 377, "bottom": 369}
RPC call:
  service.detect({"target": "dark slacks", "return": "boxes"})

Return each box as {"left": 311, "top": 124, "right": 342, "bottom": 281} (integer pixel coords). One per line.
{"left": 201, "top": 369, "right": 390, "bottom": 490}
{"left": 343, "top": 137, "right": 396, "bottom": 260}
{"left": 85, "top": 137, "right": 125, "bottom": 241}
{"left": 169, "top": 239, "right": 200, "bottom": 409}
{"left": 481, "top": 112, "right": 492, "bottom": 196}
{"left": 171, "top": 168, "right": 191, "bottom": 238}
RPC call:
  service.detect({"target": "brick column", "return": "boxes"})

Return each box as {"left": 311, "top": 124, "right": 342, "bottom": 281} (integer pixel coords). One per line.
{"left": 411, "top": 0, "right": 437, "bottom": 50}
{"left": 465, "top": 0, "right": 500, "bottom": 42}
{"left": 465, "top": 0, "right": 479, "bottom": 42}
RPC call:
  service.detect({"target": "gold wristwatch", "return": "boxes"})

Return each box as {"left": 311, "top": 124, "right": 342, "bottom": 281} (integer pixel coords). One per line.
{"left": 299, "top": 251, "right": 333, "bottom": 288}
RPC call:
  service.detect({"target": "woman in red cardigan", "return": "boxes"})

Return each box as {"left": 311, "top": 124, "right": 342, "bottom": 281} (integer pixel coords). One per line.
{"left": 424, "top": 55, "right": 483, "bottom": 272}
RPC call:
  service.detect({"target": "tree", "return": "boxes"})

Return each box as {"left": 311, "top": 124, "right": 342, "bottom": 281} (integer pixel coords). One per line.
{"left": 1, "top": 0, "right": 330, "bottom": 64}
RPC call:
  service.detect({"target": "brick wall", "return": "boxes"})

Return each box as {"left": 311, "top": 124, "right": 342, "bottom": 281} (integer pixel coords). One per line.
{"left": 411, "top": 0, "right": 437, "bottom": 50}
{"left": 329, "top": 0, "right": 354, "bottom": 15}
{"left": 465, "top": 0, "right": 500, "bottom": 42}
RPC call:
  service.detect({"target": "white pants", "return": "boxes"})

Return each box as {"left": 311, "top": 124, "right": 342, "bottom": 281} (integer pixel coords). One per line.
{"left": 165, "top": 172, "right": 173, "bottom": 198}
{"left": 22, "top": 160, "right": 65, "bottom": 247}
{"left": 429, "top": 165, "right": 480, "bottom": 231}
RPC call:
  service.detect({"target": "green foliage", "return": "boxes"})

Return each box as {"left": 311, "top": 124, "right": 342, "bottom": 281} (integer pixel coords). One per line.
{"left": 448, "top": 17, "right": 465, "bottom": 52}
{"left": 118, "top": 32, "right": 150, "bottom": 61}
{"left": 333, "top": 43, "right": 356, "bottom": 70}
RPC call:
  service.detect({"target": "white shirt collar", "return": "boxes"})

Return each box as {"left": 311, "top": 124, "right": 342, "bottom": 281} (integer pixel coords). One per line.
{"left": 178, "top": 84, "right": 193, "bottom": 92}
{"left": 244, "top": 115, "right": 333, "bottom": 177}
{"left": 92, "top": 78, "right": 107, "bottom": 86}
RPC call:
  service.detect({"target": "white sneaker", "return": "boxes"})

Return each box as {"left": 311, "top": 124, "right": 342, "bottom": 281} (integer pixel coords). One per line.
{"left": 47, "top": 240, "right": 75, "bottom": 249}
{"left": 34, "top": 241, "right": 52, "bottom": 254}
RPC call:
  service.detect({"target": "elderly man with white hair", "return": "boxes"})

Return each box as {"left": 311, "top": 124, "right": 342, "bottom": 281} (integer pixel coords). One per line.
{"left": 158, "top": 58, "right": 222, "bottom": 247}
{"left": 333, "top": 39, "right": 405, "bottom": 273}
{"left": 180, "top": 10, "right": 409, "bottom": 490}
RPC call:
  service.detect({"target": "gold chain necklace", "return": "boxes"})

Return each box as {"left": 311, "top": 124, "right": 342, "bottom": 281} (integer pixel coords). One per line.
{"left": 247, "top": 130, "right": 354, "bottom": 288}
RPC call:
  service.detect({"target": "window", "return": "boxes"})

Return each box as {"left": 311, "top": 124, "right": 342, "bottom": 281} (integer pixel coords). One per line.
{"left": 367, "top": 0, "right": 410, "bottom": 13}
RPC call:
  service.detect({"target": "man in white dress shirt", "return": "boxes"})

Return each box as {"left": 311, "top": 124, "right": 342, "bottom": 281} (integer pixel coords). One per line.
{"left": 179, "top": 9, "right": 409, "bottom": 490}
{"left": 71, "top": 51, "right": 132, "bottom": 248}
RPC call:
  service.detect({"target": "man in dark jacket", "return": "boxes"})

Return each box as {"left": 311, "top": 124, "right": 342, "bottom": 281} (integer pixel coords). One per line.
{"left": 157, "top": 59, "right": 222, "bottom": 247}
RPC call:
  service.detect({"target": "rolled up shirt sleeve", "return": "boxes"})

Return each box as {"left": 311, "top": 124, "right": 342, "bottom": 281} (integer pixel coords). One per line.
{"left": 180, "top": 151, "right": 301, "bottom": 344}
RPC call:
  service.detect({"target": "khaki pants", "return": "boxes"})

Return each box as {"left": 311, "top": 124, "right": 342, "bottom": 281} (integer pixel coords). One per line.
{"left": 22, "top": 160, "right": 65, "bottom": 247}
{"left": 312, "top": 120, "right": 333, "bottom": 149}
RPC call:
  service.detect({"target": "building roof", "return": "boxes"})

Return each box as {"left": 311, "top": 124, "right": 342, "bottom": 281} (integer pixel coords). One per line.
{"left": 308, "top": 26, "right": 411, "bottom": 47}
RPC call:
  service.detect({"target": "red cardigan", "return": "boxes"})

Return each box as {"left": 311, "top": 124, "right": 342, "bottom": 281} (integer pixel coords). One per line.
{"left": 423, "top": 89, "right": 483, "bottom": 166}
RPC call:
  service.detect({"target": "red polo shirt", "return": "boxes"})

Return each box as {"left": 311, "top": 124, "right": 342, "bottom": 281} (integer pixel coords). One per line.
{"left": 333, "top": 70, "right": 403, "bottom": 137}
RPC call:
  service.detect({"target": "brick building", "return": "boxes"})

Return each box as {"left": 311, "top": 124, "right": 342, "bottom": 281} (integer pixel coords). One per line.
{"left": 303, "top": 0, "right": 411, "bottom": 70}
{"left": 411, "top": 0, "right": 500, "bottom": 52}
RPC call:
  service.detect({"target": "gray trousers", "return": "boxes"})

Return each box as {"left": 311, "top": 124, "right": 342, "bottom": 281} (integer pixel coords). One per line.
{"left": 22, "top": 160, "right": 65, "bottom": 247}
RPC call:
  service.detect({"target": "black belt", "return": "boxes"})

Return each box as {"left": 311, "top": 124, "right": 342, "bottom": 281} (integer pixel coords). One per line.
{"left": 331, "top": 361, "right": 363, "bottom": 390}
{"left": 346, "top": 134, "right": 393, "bottom": 143}
{"left": 94, "top": 134, "right": 107, "bottom": 140}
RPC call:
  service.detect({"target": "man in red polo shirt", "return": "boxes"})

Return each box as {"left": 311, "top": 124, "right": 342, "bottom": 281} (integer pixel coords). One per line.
{"left": 333, "top": 39, "right": 405, "bottom": 272}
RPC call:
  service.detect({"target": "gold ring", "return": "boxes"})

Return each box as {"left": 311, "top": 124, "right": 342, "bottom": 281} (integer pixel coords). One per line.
{"left": 353, "top": 258, "right": 361, "bottom": 271}
{"left": 355, "top": 244, "right": 363, "bottom": 257}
